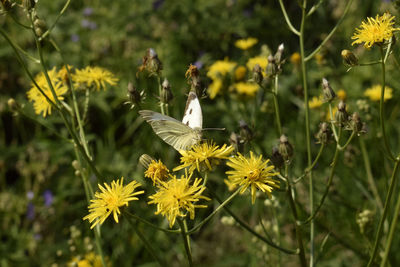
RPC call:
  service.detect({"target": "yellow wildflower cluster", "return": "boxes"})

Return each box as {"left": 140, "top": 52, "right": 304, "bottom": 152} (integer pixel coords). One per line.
{"left": 207, "top": 59, "right": 236, "bottom": 99}
{"left": 308, "top": 96, "right": 323, "bottom": 109}
{"left": 232, "top": 82, "right": 260, "bottom": 97}
{"left": 235, "top": 37, "right": 258, "bottom": 50}
{"left": 364, "top": 84, "right": 393, "bottom": 102}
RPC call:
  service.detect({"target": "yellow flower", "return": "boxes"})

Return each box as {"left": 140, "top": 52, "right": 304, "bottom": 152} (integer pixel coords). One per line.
{"left": 174, "top": 142, "right": 234, "bottom": 173}
{"left": 326, "top": 106, "right": 338, "bottom": 121}
{"left": 26, "top": 67, "right": 69, "bottom": 117}
{"left": 68, "top": 253, "right": 108, "bottom": 267}
{"left": 233, "top": 82, "right": 260, "bottom": 97}
{"left": 315, "top": 53, "right": 324, "bottom": 65}
{"left": 148, "top": 172, "right": 210, "bottom": 227}
{"left": 246, "top": 56, "right": 268, "bottom": 73}
{"left": 308, "top": 96, "right": 323, "bottom": 109}
{"left": 352, "top": 13, "right": 400, "bottom": 48}
{"left": 207, "top": 59, "right": 237, "bottom": 80}
{"left": 226, "top": 152, "right": 279, "bottom": 204}
{"left": 145, "top": 160, "right": 170, "bottom": 185}
{"left": 290, "top": 52, "right": 301, "bottom": 65}
{"left": 364, "top": 84, "right": 393, "bottom": 102}
{"left": 83, "top": 178, "right": 144, "bottom": 229}
{"left": 73, "top": 66, "right": 118, "bottom": 90}
{"left": 337, "top": 89, "right": 347, "bottom": 100}
{"left": 208, "top": 78, "right": 223, "bottom": 99}
{"left": 234, "top": 66, "right": 247, "bottom": 81}
{"left": 235, "top": 37, "right": 258, "bottom": 50}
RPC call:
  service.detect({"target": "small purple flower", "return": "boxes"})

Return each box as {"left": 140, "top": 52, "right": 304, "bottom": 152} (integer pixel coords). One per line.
{"left": 83, "top": 7, "right": 94, "bottom": 16}
{"left": 71, "top": 34, "right": 80, "bottom": 42}
{"left": 27, "top": 202, "right": 35, "bottom": 220}
{"left": 194, "top": 60, "right": 203, "bottom": 70}
{"left": 34, "top": 234, "right": 42, "bottom": 240}
{"left": 88, "top": 21, "right": 97, "bottom": 30}
{"left": 43, "top": 190, "right": 54, "bottom": 207}
{"left": 27, "top": 191, "right": 34, "bottom": 200}
{"left": 81, "top": 19, "right": 91, "bottom": 28}
{"left": 153, "top": 0, "right": 164, "bottom": 10}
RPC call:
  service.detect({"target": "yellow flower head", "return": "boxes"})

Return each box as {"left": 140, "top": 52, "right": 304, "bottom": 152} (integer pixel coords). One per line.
{"left": 233, "top": 82, "right": 260, "bottom": 97}
{"left": 148, "top": 172, "right": 210, "bottom": 227}
{"left": 235, "top": 37, "right": 258, "bottom": 50}
{"left": 26, "top": 67, "right": 69, "bottom": 117}
{"left": 174, "top": 142, "right": 234, "bottom": 173}
{"left": 83, "top": 178, "right": 144, "bottom": 229}
{"left": 308, "top": 96, "right": 323, "bottom": 109}
{"left": 246, "top": 56, "right": 268, "bottom": 73}
{"left": 352, "top": 13, "right": 400, "bottom": 48}
{"left": 290, "top": 52, "right": 301, "bottom": 65}
{"left": 207, "top": 59, "right": 237, "bottom": 80}
{"left": 337, "top": 89, "right": 347, "bottom": 100}
{"left": 364, "top": 84, "right": 393, "bottom": 102}
{"left": 208, "top": 78, "right": 223, "bottom": 99}
{"left": 226, "top": 152, "right": 279, "bottom": 204}
{"left": 72, "top": 66, "right": 119, "bottom": 90}
{"left": 234, "top": 66, "right": 247, "bottom": 81}
{"left": 145, "top": 160, "right": 170, "bottom": 185}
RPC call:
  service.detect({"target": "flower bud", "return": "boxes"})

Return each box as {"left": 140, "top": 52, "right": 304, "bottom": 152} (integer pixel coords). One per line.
{"left": 139, "top": 154, "right": 155, "bottom": 169}
{"left": 278, "top": 135, "right": 293, "bottom": 161}
{"left": 265, "top": 55, "right": 277, "bottom": 78}
{"left": 335, "top": 100, "right": 348, "bottom": 126}
{"left": 274, "top": 43, "right": 284, "bottom": 64}
{"left": 147, "top": 48, "right": 162, "bottom": 74}
{"left": 322, "top": 78, "right": 336, "bottom": 102}
{"left": 23, "top": 0, "right": 35, "bottom": 10}
{"left": 346, "top": 112, "right": 366, "bottom": 135}
{"left": 239, "top": 120, "right": 253, "bottom": 142}
{"left": 252, "top": 64, "right": 263, "bottom": 84}
{"left": 341, "top": 50, "right": 359, "bottom": 67}
{"left": 270, "top": 146, "right": 284, "bottom": 169}
{"left": 229, "top": 132, "right": 243, "bottom": 153}
{"left": 185, "top": 64, "right": 203, "bottom": 96}
{"left": 356, "top": 209, "right": 374, "bottom": 235}
{"left": 7, "top": 98, "right": 19, "bottom": 113}
{"left": 315, "top": 122, "right": 332, "bottom": 145}
{"left": 161, "top": 78, "right": 173, "bottom": 104}
{"left": 71, "top": 160, "right": 80, "bottom": 170}
{"left": 34, "top": 18, "right": 47, "bottom": 37}
{"left": 127, "top": 82, "right": 140, "bottom": 103}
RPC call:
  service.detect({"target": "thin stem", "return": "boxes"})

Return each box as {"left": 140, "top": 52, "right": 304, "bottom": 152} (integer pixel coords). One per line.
{"left": 359, "top": 137, "right": 383, "bottom": 211}
{"left": 304, "top": 0, "right": 354, "bottom": 61}
{"left": 178, "top": 219, "right": 193, "bottom": 267}
{"left": 39, "top": 0, "right": 71, "bottom": 40}
{"left": 273, "top": 75, "right": 282, "bottom": 136}
{"left": 337, "top": 130, "right": 355, "bottom": 151}
{"left": 278, "top": 0, "right": 300, "bottom": 35}
{"left": 329, "top": 103, "right": 339, "bottom": 142}
{"left": 125, "top": 211, "right": 180, "bottom": 234}
{"left": 294, "top": 144, "right": 325, "bottom": 184}
{"left": 8, "top": 12, "right": 32, "bottom": 29}
{"left": 124, "top": 214, "right": 165, "bottom": 266}
{"left": 367, "top": 160, "right": 400, "bottom": 266}
{"left": 379, "top": 46, "right": 396, "bottom": 162}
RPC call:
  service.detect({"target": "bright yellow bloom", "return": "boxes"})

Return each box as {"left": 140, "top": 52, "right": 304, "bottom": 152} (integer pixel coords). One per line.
{"left": 148, "top": 173, "right": 210, "bottom": 227}
{"left": 246, "top": 56, "right": 268, "bottom": 73}
{"left": 26, "top": 67, "right": 69, "bottom": 117}
{"left": 145, "top": 160, "right": 170, "bottom": 185}
{"left": 290, "top": 52, "right": 301, "bottom": 65}
{"left": 235, "top": 37, "right": 258, "bottom": 50}
{"left": 308, "top": 96, "right": 323, "bottom": 109}
{"left": 83, "top": 178, "right": 144, "bottom": 229}
{"left": 337, "top": 89, "right": 347, "bottom": 100}
{"left": 208, "top": 78, "right": 223, "bottom": 99}
{"left": 233, "top": 82, "right": 260, "bottom": 97}
{"left": 352, "top": 13, "right": 400, "bottom": 48}
{"left": 73, "top": 66, "right": 118, "bottom": 90}
{"left": 174, "top": 142, "right": 234, "bottom": 173}
{"left": 226, "top": 152, "right": 279, "bottom": 204}
{"left": 207, "top": 59, "right": 237, "bottom": 80}
{"left": 364, "top": 84, "right": 393, "bottom": 102}
{"left": 68, "top": 253, "right": 108, "bottom": 267}
{"left": 234, "top": 66, "right": 247, "bottom": 81}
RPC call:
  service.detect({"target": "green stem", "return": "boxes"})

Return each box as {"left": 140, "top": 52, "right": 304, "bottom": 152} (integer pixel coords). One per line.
{"left": 337, "top": 130, "right": 355, "bottom": 151}
{"left": 359, "top": 137, "right": 383, "bottom": 211}
{"left": 329, "top": 103, "right": 339, "bottom": 142}
{"left": 278, "top": 0, "right": 300, "bottom": 35}
{"left": 367, "top": 161, "right": 400, "bottom": 266}
{"left": 208, "top": 187, "right": 298, "bottom": 255}
{"left": 125, "top": 214, "right": 165, "bottom": 266}
{"left": 39, "top": 0, "right": 71, "bottom": 40}
{"left": 379, "top": 46, "right": 396, "bottom": 162}
{"left": 178, "top": 219, "right": 193, "bottom": 267}
{"left": 273, "top": 75, "right": 282, "bottom": 136}
{"left": 125, "top": 211, "right": 180, "bottom": 233}
{"left": 294, "top": 144, "right": 325, "bottom": 184}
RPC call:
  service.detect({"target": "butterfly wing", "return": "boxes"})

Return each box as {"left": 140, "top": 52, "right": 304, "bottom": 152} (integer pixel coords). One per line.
{"left": 182, "top": 91, "right": 203, "bottom": 129}
{"left": 139, "top": 110, "right": 201, "bottom": 151}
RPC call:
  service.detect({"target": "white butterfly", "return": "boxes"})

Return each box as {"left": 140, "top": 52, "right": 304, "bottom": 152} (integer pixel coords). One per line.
{"left": 139, "top": 91, "right": 203, "bottom": 151}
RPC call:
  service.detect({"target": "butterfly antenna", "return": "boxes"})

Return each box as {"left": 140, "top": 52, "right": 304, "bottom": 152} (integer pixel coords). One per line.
{"left": 202, "top": 128, "right": 225, "bottom": 131}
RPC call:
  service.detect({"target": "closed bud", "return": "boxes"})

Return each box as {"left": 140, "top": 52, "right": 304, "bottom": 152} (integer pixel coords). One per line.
{"left": 139, "top": 154, "right": 155, "bottom": 169}
{"left": 161, "top": 78, "right": 173, "bottom": 104}
{"left": 315, "top": 122, "right": 332, "bottom": 145}
{"left": 252, "top": 64, "right": 263, "bottom": 84}
{"left": 127, "top": 82, "right": 140, "bottom": 103}
{"left": 229, "top": 132, "right": 243, "bottom": 153}
{"left": 335, "top": 100, "right": 348, "bottom": 126}
{"left": 274, "top": 43, "right": 284, "bottom": 64}
{"left": 341, "top": 50, "right": 358, "bottom": 67}
{"left": 71, "top": 160, "right": 80, "bottom": 170}
{"left": 270, "top": 147, "right": 284, "bottom": 169}
{"left": 34, "top": 18, "right": 47, "bottom": 37}
{"left": 239, "top": 120, "right": 253, "bottom": 142}
{"left": 147, "top": 48, "right": 162, "bottom": 74}
{"left": 322, "top": 78, "right": 336, "bottom": 102}
{"left": 265, "top": 55, "right": 277, "bottom": 78}
{"left": 23, "top": 0, "right": 35, "bottom": 10}
{"left": 7, "top": 98, "right": 19, "bottom": 112}
{"left": 278, "top": 135, "right": 293, "bottom": 161}
{"left": 357, "top": 209, "right": 374, "bottom": 235}
{"left": 346, "top": 112, "right": 366, "bottom": 135}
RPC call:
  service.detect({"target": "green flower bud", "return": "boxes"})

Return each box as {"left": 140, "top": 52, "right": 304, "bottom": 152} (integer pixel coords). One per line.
{"left": 322, "top": 78, "right": 336, "bottom": 102}
{"left": 7, "top": 98, "right": 18, "bottom": 113}
{"left": 341, "top": 50, "right": 359, "bottom": 67}
{"left": 315, "top": 122, "right": 332, "bottom": 145}
{"left": 335, "top": 100, "right": 348, "bottom": 127}
{"left": 278, "top": 135, "right": 293, "bottom": 161}
{"left": 34, "top": 18, "right": 47, "bottom": 37}
{"left": 252, "top": 64, "right": 263, "bottom": 84}
{"left": 270, "top": 146, "right": 284, "bottom": 169}
{"left": 229, "top": 132, "right": 243, "bottom": 154}
{"left": 265, "top": 55, "right": 277, "bottom": 78}
{"left": 161, "top": 79, "right": 173, "bottom": 104}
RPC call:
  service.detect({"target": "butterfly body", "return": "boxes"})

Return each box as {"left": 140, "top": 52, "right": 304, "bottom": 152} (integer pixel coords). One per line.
{"left": 139, "top": 91, "right": 203, "bottom": 151}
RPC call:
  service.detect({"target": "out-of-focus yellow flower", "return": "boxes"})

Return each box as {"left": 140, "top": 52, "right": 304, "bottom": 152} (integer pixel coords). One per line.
{"left": 233, "top": 82, "right": 260, "bottom": 97}
{"left": 246, "top": 56, "right": 268, "bottom": 73}
{"left": 290, "top": 52, "right": 301, "bottom": 65}
{"left": 26, "top": 67, "right": 69, "bottom": 117}
{"left": 364, "top": 84, "right": 393, "bottom": 101}
{"left": 315, "top": 53, "right": 324, "bottom": 65}
{"left": 337, "top": 89, "right": 347, "bottom": 100}
{"left": 208, "top": 78, "right": 223, "bottom": 99}
{"left": 73, "top": 66, "right": 118, "bottom": 90}
{"left": 352, "top": 13, "right": 400, "bottom": 48}
{"left": 235, "top": 37, "right": 258, "bottom": 50}
{"left": 308, "top": 96, "right": 323, "bottom": 109}
{"left": 234, "top": 66, "right": 247, "bottom": 81}
{"left": 326, "top": 106, "right": 338, "bottom": 121}
{"left": 207, "top": 59, "right": 237, "bottom": 80}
